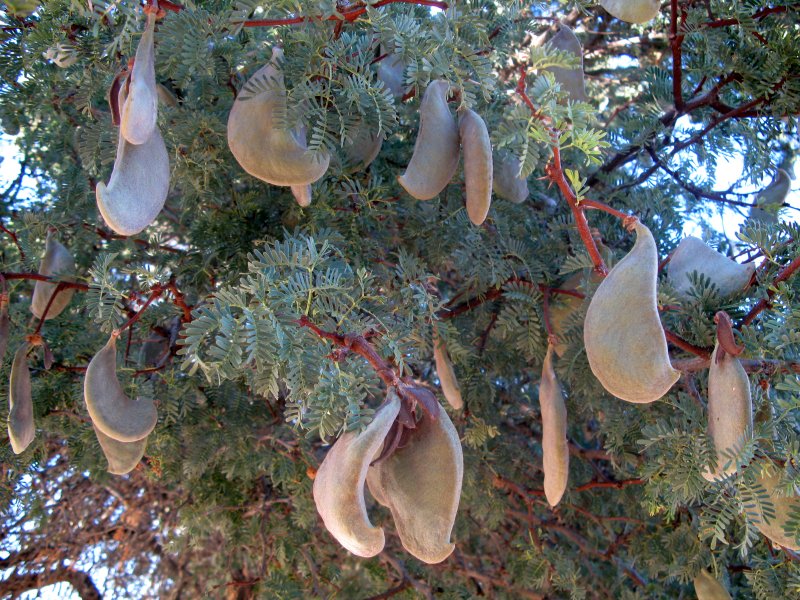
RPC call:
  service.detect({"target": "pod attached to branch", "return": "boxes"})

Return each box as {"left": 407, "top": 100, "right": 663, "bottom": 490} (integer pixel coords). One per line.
{"left": 84, "top": 334, "right": 158, "bottom": 442}
{"left": 120, "top": 13, "right": 158, "bottom": 145}
{"left": 94, "top": 425, "right": 147, "bottom": 475}
{"left": 397, "top": 80, "right": 460, "bottom": 200}
{"left": 752, "top": 467, "right": 800, "bottom": 550}
{"left": 492, "top": 152, "right": 529, "bottom": 204}
{"left": 366, "top": 401, "right": 463, "bottom": 564}
{"left": 750, "top": 169, "right": 791, "bottom": 223}
{"left": 599, "top": 0, "right": 660, "bottom": 23}
{"left": 667, "top": 237, "right": 755, "bottom": 299}
{"left": 31, "top": 230, "right": 76, "bottom": 320}
{"left": 583, "top": 220, "right": 680, "bottom": 403}
{"left": 546, "top": 25, "right": 587, "bottom": 102}
{"left": 540, "top": 344, "right": 569, "bottom": 507}
{"left": 458, "top": 108, "right": 493, "bottom": 226}
{"left": 8, "top": 342, "right": 34, "bottom": 454}
{"left": 313, "top": 391, "right": 400, "bottom": 557}
{"left": 693, "top": 570, "right": 732, "bottom": 600}
{"left": 432, "top": 330, "right": 463, "bottom": 410}
{"left": 228, "top": 47, "right": 330, "bottom": 187}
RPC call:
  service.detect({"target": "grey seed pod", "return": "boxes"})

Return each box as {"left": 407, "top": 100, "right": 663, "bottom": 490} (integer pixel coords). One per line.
{"left": 492, "top": 152, "right": 529, "bottom": 204}
{"left": 8, "top": 342, "right": 34, "bottom": 454}
{"left": 668, "top": 237, "right": 755, "bottom": 299}
{"left": 458, "top": 108, "right": 493, "bottom": 226}
{"left": 432, "top": 330, "right": 463, "bottom": 410}
{"left": 750, "top": 169, "right": 791, "bottom": 223}
{"left": 541, "top": 344, "right": 569, "bottom": 507}
{"left": 546, "top": 25, "right": 587, "bottom": 102}
{"left": 752, "top": 468, "right": 800, "bottom": 550}
{"left": 31, "top": 230, "right": 76, "bottom": 320}
{"left": 120, "top": 13, "right": 158, "bottom": 145}
{"left": 94, "top": 425, "right": 147, "bottom": 475}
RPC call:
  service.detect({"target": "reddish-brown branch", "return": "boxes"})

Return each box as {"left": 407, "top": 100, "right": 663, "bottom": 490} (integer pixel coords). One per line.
{"left": 83, "top": 223, "right": 182, "bottom": 254}
{"left": 664, "top": 330, "right": 712, "bottom": 359}
{"left": 238, "top": 0, "right": 448, "bottom": 27}
{"left": 116, "top": 287, "right": 164, "bottom": 335}
{"left": 579, "top": 198, "right": 630, "bottom": 221}
{"left": 704, "top": 4, "right": 797, "bottom": 28}
{"left": 0, "top": 220, "right": 26, "bottom": 260}
{"left": 573, "top": 478, "right": 644, "bottom": 493}
{"left": 669, "top": 0, "right": 686, "bottom": 109}
{"left": 165, "top": 277, "right": 193, "bottom": 322}
{"left": 740, "top": 254, "right": 800, "bottom": 326}
{"left": 1, "top": 272, "right": 90, "bottom": 291}
{"left": 32, "top": 282, "right": 68, "bottom": 334}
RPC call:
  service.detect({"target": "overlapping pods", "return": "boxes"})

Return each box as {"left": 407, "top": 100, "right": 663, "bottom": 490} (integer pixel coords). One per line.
{"left": 458, "top": 108, "right": 493, "bottom": 226}
{"left": 432, "top": 330, "right": 463, "bottom": 410}
{"left": 8, "top": 342, "right": 34, "bottom": 454}
{"left": 31, "top": 230, "right": 75, "bottom": 320}
{"left": 540, "top": 344, "right": 568, "bottom": 507}
{"left": 598, "top": 0, "right": 660, "bottom": 23}
{"left": 667, "top": 237, "right": 755, "bottom": 299}
{"left": 583, "top": 220, "right": 680, "bottom": 403}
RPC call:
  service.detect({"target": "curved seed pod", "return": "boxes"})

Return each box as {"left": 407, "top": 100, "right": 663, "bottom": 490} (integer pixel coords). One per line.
{"left": 397, "top": 80, "right": 460, "bottom": 200}
{"left": 120, "top": 13, "right": 158, "bottom": 145}
{"left": 668, "top": 237, "right": 755, "bottom": 299}
{"left": 752, "top": 468, "right": 800, "bottom": 550}
{"left": 541, "top": 344, "right": 569, "bottom": 507}
{"left": 693, "top": 570, "right": 732, "bottom": 600}
{"left": 546, "top": 25, "right": 587, "bottom": 102}
{"left": 94, "top": 425, "right": 147, "bottom": 475}
{"left": 290, "top": 185, "right": 312, "bottom": 208}
{"left": 84, "top": 335, "right": 158, "bottom": 442}
{"left": 458, "top": 108, "right": 493, "bottom": 226}
{"left": 702, "top": 343, "right": 753, "bottom": 482}
{"left": 31, "top": 230, "right": 76, "bottom": 320}
{"left": 492, "top": 152, "right": 529, "bottom": 204}
{"left": 599, "top": 0, "right": 660, "bottom": 23}
{"left": 750, "top": 169, "right": 791, "bottom": 223}
{"left": 343, "top": 120, "right": 383, "bottom": 172}
{"left": 313, "top": 391, "right": 401, "bottom": 557}
{"left": 8, "top": 342, "right": 34, "bottom": 454}
{"left": 376, "top": 49, "right": 405, "bottom": 98}
{"left": 366, "top": 401, "right": 463, "bottom": 564}
{"left": 432, "top": 330, "right": 463, "bottom": 410}
{"left": 228, "top": 47, "right": 330, "bottom": 187}
{"left": 584, "top": 221, "right": 680, "bottom": 403}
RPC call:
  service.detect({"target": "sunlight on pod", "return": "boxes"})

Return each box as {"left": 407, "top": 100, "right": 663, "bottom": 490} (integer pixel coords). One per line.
{"left": 312, "top": 391, "right": 401, "bottom": 557}
{"left": 599, "top": 0, "right": 660, "bottom": 23}
{"left": 120, "top": 13, "right": 158, "bottom": 145}
{"left": 94, "top": 425, "right": 147, "bottom": 475}
{"left": 228, "top": 47, "right": 330, "bottom": 187}
{"left": 750, "top": 169, "right": 791, "bottom": 223}
{"left": 752, "top": 467, "right": 800, "bottom": 550}
{"left": 492, "top": 152, "right": 529, "bottom": 204}
{"left": 584, "top": 220, "right": 680, "bottom": 403}
{"left": 8, "top": 342, "right": 34, "bottom": 454}
{"left": 31, "top": 230, "right": 75, "bottom": 320}
{"left": 546, "top": 25, "right": 587, "bottom": 102}
{"left": 667, "top": 237, "right": 755, "bottom": 299}
{"left": 366, "top": 401, "right": 463, "bottom": 564}
{"left": 84, "top": 334, "right": 158, "bottom": 443}
{"left": 693, "top": 570, "right": 732, "bottom": 600}
{"left": 432, "top": 329, "right": 463, "bottom": 410}
{"left": 290, "top": 185, "right": 312, "bottom": 208}
{"left": 702, "top": 342, "right": 753, "bottom": 482}
{"left": 397, "top": 80, "right": 460, "bottom": 200}
{"left": 458, "top": 108, "right": 493, "bottom": 226}
{"left": 540, "top": 344, "right": 569, "bottom": 507}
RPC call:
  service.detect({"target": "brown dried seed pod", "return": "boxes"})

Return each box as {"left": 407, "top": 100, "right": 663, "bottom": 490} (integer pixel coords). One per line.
{"left": 667, "top": 237, "right": 755, "bottom": 299}
{"left": 432, "top": 330, "right": 463, "bottom": 410}
{"left": 583, "top": 220, "right": 680, "bottom": 403}
{"left": 290, "top": 184, "right": 312, "bottom": 208}
{"left": 312, "top": 390, "right": 401, "bottom": 557}
{"left": 120, "top": 13, "right": 158, "bottom": 145}
{"left": 31, "top": 230, "right": 76, "bottom": 320}
{"left": 8, "top": 342, "right": 34, "bottom": 454}
{"left": 599, "top": 0, "right": 660, "bottom": 23}
{"left": 492, "top": 152, "right": 529, "bottom": 204}
{"left": 228, "top": 47, "right": 330, "bottom": 187}
{"left": 84, "top": 335, "right": 158, "bottom": 442}
{"left": 458, "top": 108, "right": 493, "bottom": 226}
{"left": 546, "top": 25, "right": 587, "bottom": 102}
{"left": 750, "top": 169, "right": 791, "bottom": 223}
{"left": 693, "top": 570, "right": 732, "bottom": 600}
{"left": 702, "top": 342, "right": 753, "bottom": 482}
{"left": 541, "top": 344, "right": 569, "bottom": 507}
{"left": 366, "top": 401, "right": 463, "bottom": 564}
{"left": 397, "top": 80, "right": 460, "bottom": 200}
{"left": 94, "top": 425, "right": 147, "bottom": 475}
{"left": 752, "top": 467, "right": 800, "bottom": 550}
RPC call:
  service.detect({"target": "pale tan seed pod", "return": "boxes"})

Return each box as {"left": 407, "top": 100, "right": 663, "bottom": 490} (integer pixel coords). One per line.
{"left": 376, "top": 49, "right": 405, "bottom": 98}
{"left": 31, "top": 230, "right": 76, "bottom": 320}
{"left": 366, "top": 401, "right": 463, "bottom": 564}
{"left": 432, "top": 330, "right": 463, "bottom": 410}
{"left": 752, "top": 467, "right": 800, "bottom": 550}
{"left": 492, "top": 152, "right": 529, "bottom": 204}
{"left": 702, "top": 343, "right": 753, "bottom": 481}
{"left": 458, "top": 108, "right": 493, "bottom": 226}
{"left": 120, "top": 13, "right": 158, "bottom": 145}
{"left": 397, "top": 80, "right": 460, "bottom": 200}
{"left": 156, "top": 83, "right": 179, "bottom": 107}
{"left": 228, "top": 47, "right": 330, "bottom": 187}
{"left": 290, "top": 185, "right": 312, "bottom": 208}
{"left": 750, "top": 169, "right": 791, "bottom": 223}
{"left": 84, "top": 334, "right": 158, "bottom": 442}
{"left": 312, "top": 390, "right": 401, "bottom": 557}
{"left": 693, "top": 570, "right": 732, "bottom": 600}
{"left": 668, "top": 237, "right": 755, "bottom": 299}
{"left": 546, "top": 25, "right": 587, "bottom": 102}
{"left": 584, "top": 220, "right": 680, "bottom": 403}
{"left": 541, "top": 344, "right": 569, "bottom": 507}
{"left": 8, "top": 342, "right": 34, "bottom": 454}
{"left": 599, "top": 0, "right": 660, "bottom": 23}
{"left": 94, "top": 425, "right": 147, "bottom": 475}
{"left": 343, "top": 120, "right": 383, "bottom": 172}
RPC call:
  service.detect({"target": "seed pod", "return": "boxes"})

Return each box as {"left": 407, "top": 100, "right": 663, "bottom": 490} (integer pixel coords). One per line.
{"left": 584, "top": 220, "right": 680, "bottom": 403}
{"left": 668, "top": 237, "right": 755, "bottom": 299}
{"left": 546, "top": 25, "right": 587, "bottom": 102}
{"left": 290, "top": 185, "right": 312, "bottom": 208}
{"left": 156, "top": 83, "right": 179, "bottom": 108}
{"left": 541, "top": 344, "right": 569, "bottom": 507}
{"left": 599, "top": 0, "right": 660, "bottom": 23}
{"left": 750, "top": 169, "right": 791, "bottom": 223}
{"left": 94, "top": 425, "right": 147, "bottom": 475}
{"left": 84, "top": 335, "right": 158, "bottom": 442}
{"left": 751, "top": 468, "right": 800, "bottom": 550}
{"left": 492, "top": 152, "right": 529, "bottom": 204}
{"left": 8, "top": 342, "right": 34, "bottom": 454}
{"left": 376, "top": 49, "right": 405, "bottom": 98}
{"left": 366, "top": 401, "right": 463, "bottom": 564}
{"left": 343, "top": 119, "right": 383, "bottom": 172}
{"left": 120, "top": 13, "right": 158, "bottom": 145}
{"left": 228, "top": 47, "right": 330, "bottom": 187}
{"left": 312, "top": 391, "right": 401, "bottom": 557}
{"left": 458, "top": 108, "right": 493, "bottom": 226}
{"left": 397, "top": 80, "right": 460, "bottom": 200}
{"left": 702, "top": 342, "right": 753, "bottom": 481}
{"left": 693, "top": 570, "right": 732, "bottom": 600}
{"left": 432, "top": 330, "right": 463, "bottom": 410}
{"left": 31, "top": 230, "right": 76, "bottom": 320}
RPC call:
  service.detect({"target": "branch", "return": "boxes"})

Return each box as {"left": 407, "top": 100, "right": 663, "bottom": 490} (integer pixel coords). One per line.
{"left": 238, "top": 0, "right": 448, "bottom": 27}
{"left": 0, "top": 566, "right": 101, "bottom": 600}
{"left": 740, "top": 254, "right": 800, "bottom": 326}
{"left": 672, "top": 356, "right": 800, "bottom": 374}
{"left": 703, "top": 4, "right": 798, "bottom": 28}
{"left": 1, "top": 272, "right": 90, "bottom": 291}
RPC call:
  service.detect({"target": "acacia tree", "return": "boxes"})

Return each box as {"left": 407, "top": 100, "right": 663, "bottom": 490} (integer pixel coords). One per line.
{"left": 0, "top": 0, "right": 799, "bottom": 598}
